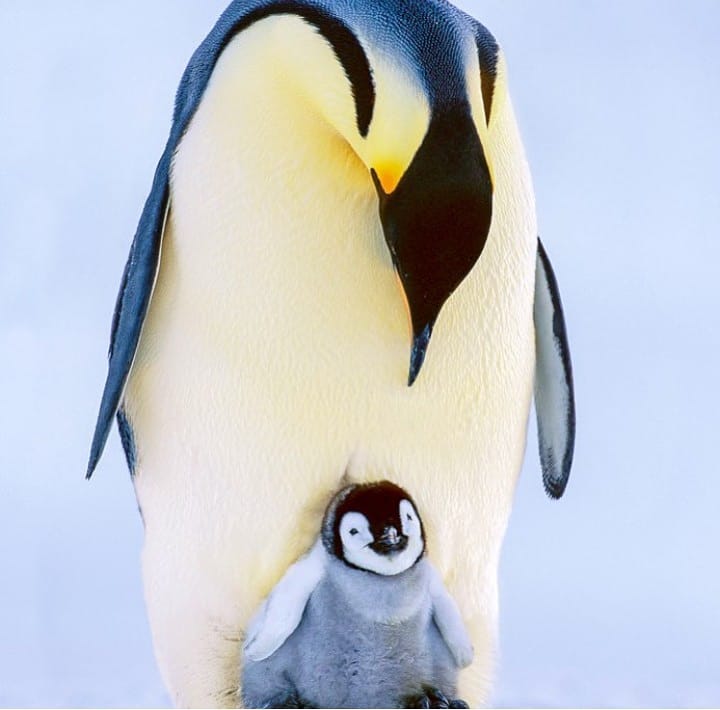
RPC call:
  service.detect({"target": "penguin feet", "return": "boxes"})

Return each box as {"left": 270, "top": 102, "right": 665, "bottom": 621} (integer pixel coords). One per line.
{"left": 258, "top": 690, "right": 315, "bottom": 708}
{"left": 403, "top": 685, "right": 470, "bottom": 709}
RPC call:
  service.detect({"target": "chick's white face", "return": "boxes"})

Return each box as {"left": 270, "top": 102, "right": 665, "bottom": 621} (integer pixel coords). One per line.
{"left": 339, "top": 499, "right": 424, "bottom": 576}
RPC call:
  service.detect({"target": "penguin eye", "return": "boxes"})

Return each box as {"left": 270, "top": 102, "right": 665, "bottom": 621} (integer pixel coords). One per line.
{"left": 349, "top": 528, "right": 358, "bottom": 536}
{"left": 406, "top": 514, "right": 413, "bottom": 521}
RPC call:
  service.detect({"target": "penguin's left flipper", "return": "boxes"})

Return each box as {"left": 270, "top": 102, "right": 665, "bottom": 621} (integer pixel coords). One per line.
{"left": 86, "top": 11, "right": 211, "bottom": 478}
{"left": 427, "top": 565, "right": 474, "bottom": 668}
{"left": 243, "top": 541, "right": 326, "bottom": 662}
{"left": 534, "top": 238, "right": 576, "bottom": 499}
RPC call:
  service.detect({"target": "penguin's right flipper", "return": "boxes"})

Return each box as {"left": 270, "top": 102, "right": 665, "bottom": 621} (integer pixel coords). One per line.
{"left": 85, "top": 145, "right": 170, "bottom": 479}
{"left": 243, "top": 541, "right": 327, "bottom": 662}
{"left": 534, "top": 238, "right": 576, "bottom": 499}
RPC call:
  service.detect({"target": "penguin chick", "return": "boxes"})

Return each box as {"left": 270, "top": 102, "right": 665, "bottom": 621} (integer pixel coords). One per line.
{"left": 241, "top": 481, "right": 473, "bottom": 709}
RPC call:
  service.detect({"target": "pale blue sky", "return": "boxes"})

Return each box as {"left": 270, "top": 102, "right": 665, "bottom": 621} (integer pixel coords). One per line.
{"left": 1, "top": 2, "right": 719, "bottom": 706}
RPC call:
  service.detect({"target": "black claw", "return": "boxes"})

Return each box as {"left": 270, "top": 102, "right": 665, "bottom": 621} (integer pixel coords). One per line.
{"left": 449, "top": 701, "right": 469, "bottom": 709}
{"left": 261, "top": 690, "right": 315, "bottom": 708}
{"left": 425, "top": 686, "right": 450, "bottom": 708}
{"left": 403, "top": 693, "right": 430, "bottom": 709}
{"left": 403, "top": 686, "right": 453, "bottom": 709}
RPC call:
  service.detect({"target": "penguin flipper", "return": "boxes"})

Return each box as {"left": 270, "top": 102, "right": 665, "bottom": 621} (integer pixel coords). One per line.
{"left": 243, "top": 541, "right": 327, "bottom": 662}
{"left": 86, "top": 147, "right": 171, "bottom": 479}
{"left": 427, "top": 563, "right": 474, "bottom": 668}
{"left": 534, "top": 238, "right": 576, "bottom": 498}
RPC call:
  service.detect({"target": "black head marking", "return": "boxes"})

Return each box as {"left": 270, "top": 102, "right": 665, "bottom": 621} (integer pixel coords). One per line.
{"left": 321, "top": 481, "right": 425, "bottom": 563}
{"left": 475, "top": 24, "right": 499, "bottom": 125}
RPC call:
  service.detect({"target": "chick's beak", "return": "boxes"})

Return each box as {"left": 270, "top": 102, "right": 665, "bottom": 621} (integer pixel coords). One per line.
{"left": 371, "top": 525, "right": 408, "bottom": 555}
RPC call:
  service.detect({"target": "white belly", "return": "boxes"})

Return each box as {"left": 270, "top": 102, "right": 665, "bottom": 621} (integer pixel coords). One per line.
{"left": 125, "top": 33, "right": 537, "bottom": 708}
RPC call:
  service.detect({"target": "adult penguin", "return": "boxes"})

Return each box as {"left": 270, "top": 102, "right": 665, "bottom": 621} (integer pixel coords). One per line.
{"left": 88, "top": 0, "right": 575, "bottom": 706}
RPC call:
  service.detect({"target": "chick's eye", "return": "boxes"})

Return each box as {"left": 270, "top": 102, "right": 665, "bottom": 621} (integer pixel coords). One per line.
{"left": 406, "top": 514, "right": 413, "bottom": 521}
{"left": 349, "top": 528, "right": 358, "bottom": 536}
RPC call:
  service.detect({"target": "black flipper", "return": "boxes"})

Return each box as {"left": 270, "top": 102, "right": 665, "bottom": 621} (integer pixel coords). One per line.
{"left": 86, "top": 153, "right": 169, "bottom": 479}
{"left": 534, "top": 238, "right": 576, "bottom": 498}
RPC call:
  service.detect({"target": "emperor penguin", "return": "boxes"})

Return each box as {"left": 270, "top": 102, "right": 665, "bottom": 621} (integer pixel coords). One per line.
{"left": 88, "top": 0, "right": 576, "bottom": 706}
{"left": 242, "top": 481, "right": 473, "bottom": 709}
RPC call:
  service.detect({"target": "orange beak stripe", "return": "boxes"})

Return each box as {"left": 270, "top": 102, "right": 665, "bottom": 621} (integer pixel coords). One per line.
{"left": 373, "top": 161, "right": 404, "bottom": 194}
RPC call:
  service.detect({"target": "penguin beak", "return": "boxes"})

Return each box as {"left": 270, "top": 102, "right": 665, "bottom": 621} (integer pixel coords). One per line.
{"left": 383, "top": 525, "right": 400, "bottom": 545}
{"left": 371, "top": 525, "right": 408, "bottom": 555}
{"left": 371, "top": 107, "right": 493, "bottom": 386}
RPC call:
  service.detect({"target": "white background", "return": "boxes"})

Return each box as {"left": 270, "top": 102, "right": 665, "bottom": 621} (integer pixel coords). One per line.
{"left": 1, "top": 1, "right": 719, "bottom": 706}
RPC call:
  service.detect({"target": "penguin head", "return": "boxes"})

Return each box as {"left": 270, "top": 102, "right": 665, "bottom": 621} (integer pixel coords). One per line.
{"left": 258, "top": 4, "right": 496, "bottom": 385}
{"left": 322, "top": 481, "right": 425, "bottom": 576}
